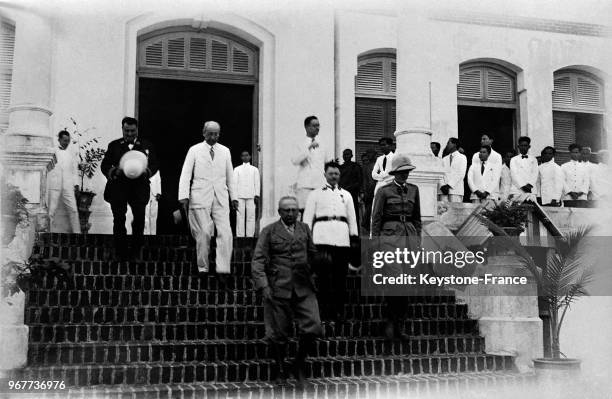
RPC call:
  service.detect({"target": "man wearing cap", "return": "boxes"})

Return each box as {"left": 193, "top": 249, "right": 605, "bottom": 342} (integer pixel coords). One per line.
{"left": 252, "top": 196, "right": 322, "bottom": 386}
{"left": 371, "top": 153, "right": 421, "bottom": 341}
{"left": 101, "top": 116, "right": 158, "bottom": 259}
{"left": 303, "top": 161, "right": 358, "bottom": 320}
{"left": 178, "top": 121, "right": 237, "bottom": 277}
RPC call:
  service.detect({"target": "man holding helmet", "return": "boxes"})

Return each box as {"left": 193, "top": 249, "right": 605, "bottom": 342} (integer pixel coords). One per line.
{"left": 101, "top": 116, "right": 158, "bottom": 259}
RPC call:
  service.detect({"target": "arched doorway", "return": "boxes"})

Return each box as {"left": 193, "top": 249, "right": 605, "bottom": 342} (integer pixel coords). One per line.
{"left": 136, "top": 26, "right": 259, "bottom": 233}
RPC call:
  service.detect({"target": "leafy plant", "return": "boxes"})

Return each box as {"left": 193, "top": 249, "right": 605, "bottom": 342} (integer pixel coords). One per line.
{"left": 480, "top": 198, "right": 529, "bottom": 233}
{"left": 1, "top": 184, "right": 29, "bottom": 245}
{"left": 4, "top": 254, "right": 73, "bottom": 296}
{"left": 65, "top": 117, "right": 105, "bottom": 192}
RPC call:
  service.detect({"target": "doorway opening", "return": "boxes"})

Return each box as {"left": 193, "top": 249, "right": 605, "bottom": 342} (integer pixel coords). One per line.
{"left": 138, "top": 77, "right": 255, "bottom": 233}
{"left": 457, "top": 105, "right": 516, "bottom": 158}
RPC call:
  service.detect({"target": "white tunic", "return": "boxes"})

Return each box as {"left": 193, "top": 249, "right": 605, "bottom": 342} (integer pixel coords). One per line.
{"left": 48, "top": 147, "right": 79, "bottom": 191}
{"left": 561, "top": 160, "right": 590, "bottom": 200}
{"left": 440, "top": 151, "right": 467, "bottom": 196}
{"left": 509, "top": 154, "right": 539, "bottom": 194}
{"left": 372, "top": 152, "right": 395, "bottom": 193}
{"left": 291, "top": 136, "right": 331, "bottom": 189}
{"left": 232, "top": 163, "right": 260, "bottom": 199}
{"left": 471, "top": 148, "right": 502, "bottom": 166}
{"left": 302, "top": 184, "right": 358, "bottom": 247}
{"left": 467, "top": 161, "right": 501, "bottom": 200}
{"left": 537, "top": 160, "right": 564, "bottom": 204}
{"left": 499, "top": 164, "right": 512, "bottom": 199}
{"left": 593, "top": 163, "right": 612, "bottom": 200}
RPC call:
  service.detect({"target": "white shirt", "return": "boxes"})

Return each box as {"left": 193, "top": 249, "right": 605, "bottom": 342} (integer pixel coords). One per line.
{"left": 537, "top": 160, "right": 564, "bottom": 204}
{"left": 561, "top": 160, "right": 590, "bottom": 200}
{"left": 372, "top": 151, "right": 395, "bottom": 193}
{"left": 440, "top": 151, "right": 467, "bottom": 196}
{"left": 302, "top": 184, "right": 358, "bottom": 247}
{"left": 509, "top": 154, "right": 539, "bottom": 194}
{"left": 291, "top": 136, "right": 331, "bottom": 189}
{"left": 471, "top": 148, "right": 502, "bottom": 166}
{"left": 581, "top": 161, "right": 597, "bottom": 194}
{"left": 467, "top": 160, "right": 501, "bottom": 200}
{"left": 499, "top": 164, "right": 512, "bottom": 199}
{"left": 232, "top": 163, "right": 260, "bottom": 199}
{"left": 593, "top": 163, "right": 612, "bottom": 200}
{"left": 48, "top": 146, "right": 79, "bottom": 190}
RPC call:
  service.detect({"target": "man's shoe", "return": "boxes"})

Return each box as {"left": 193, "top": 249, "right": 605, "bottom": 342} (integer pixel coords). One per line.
{"left": 271, "top": 343, "right": 288, "bottom": 385}
{"left": 216, "top": 273, "right": 230, "bottom": 290}
{"left": 384, "top": 320, "right": 395, "bottom": 340}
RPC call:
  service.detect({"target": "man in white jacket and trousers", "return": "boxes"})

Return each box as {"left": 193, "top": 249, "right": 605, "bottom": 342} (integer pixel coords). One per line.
{"left": 178, "top": 121, "right": 237, "bottom": 274}
{"left": 537, "top": 146, "right": 564, "bottom": 206}
{"left": 439, "top": 138, "right": 467, "bottom": 202}
{"left": 48, "top": 130, "right": 81, "bottom": 233}
{"left": 510, "top": 136, "right": 539, "bottom": 200}
{"left": 232, "top": 150, "right": 260, "bottom": 237}
{"left": 467, "top": 145, "right": 501, "bottom": 203}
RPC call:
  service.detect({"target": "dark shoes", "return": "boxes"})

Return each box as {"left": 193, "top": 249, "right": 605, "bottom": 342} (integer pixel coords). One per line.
{"left": 270, "top": 343, "right": 288, "bottom": 385}
{"left": 384, "top": 320, "right": 410, "bottom": 342}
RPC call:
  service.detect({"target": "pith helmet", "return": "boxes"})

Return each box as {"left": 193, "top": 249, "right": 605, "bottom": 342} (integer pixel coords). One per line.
{"left": 119, "top": 150, "right": 148, "bottom": 179}
{"left": 388, "top": 153, "right": 416, "bottom": 174}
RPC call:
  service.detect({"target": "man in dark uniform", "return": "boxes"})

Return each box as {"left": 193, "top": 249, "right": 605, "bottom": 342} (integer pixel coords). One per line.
{"left": 251, "top": 196, "right": 322, "bottom": 386}
{"left": 371, "top": 153, "right": 421, "bottom": 341}
{"left": 101, "top": 117, "right": 158, "bottom": 259}
{"left": 339, "top": 148, "right": 363, "bottom": 222}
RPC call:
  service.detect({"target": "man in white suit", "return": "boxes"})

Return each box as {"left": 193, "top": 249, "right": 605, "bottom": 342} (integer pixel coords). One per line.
{"left": 232, "top": 150, "right": 260, "bottom": 237}
{"left": 372, "top": 137, "right": 395, "bottom": 195}
{"left": 467, "top": 145, "right": 501, "bottom": 203}
{"left": 439, "top": 137, "right": 467, "bottom": 202}
{"left": 510, "top": 136, "right": 539, "bottom": 199}
{"left": 561, "top": 143, "right": 590, "bottom": 207}
{"left": 48, "top": 130, "right": 81, "bottom": 233}
{"left": 178, "top": 121, "right": 237, "bottom": 275}
{"left": 471, "top": 133, "right": 502, "bottom": 166}
{"left": 537, "top": 146, "right": 564, "bottom": 206}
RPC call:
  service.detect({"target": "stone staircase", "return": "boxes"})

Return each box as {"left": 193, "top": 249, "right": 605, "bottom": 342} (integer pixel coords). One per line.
{"left": 15, "top": 233, "right": 531, "bottom": 398}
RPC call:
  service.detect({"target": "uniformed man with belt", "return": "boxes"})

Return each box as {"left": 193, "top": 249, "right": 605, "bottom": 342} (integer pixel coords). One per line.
{"left": 303, "top": 161, "right": 358, "bottom": 320}
{"left": 251, "top": 196, "right": 322, "bottom": 386}
{"left": 371, "top": 153, "right": 421, "bottom": 341}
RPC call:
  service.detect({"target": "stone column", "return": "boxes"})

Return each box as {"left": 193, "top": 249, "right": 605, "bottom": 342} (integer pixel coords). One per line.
{"left": 0, "top": 11, "right": 54, "bottom": 231}
{"left": 395, "top": 11, "right": 445, "bottom": 220}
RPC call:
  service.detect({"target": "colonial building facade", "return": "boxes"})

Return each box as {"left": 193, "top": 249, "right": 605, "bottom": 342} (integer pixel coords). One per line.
{"left": 0, "top": 1, "right": 610, "bottom": 233}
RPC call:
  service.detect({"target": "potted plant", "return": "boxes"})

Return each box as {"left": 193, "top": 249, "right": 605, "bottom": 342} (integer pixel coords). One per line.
{"left": 65, "top": 118, "right": 105, "bottom": 234}
{"left": 480, "top": 198, "right": 529, "bottom": 236}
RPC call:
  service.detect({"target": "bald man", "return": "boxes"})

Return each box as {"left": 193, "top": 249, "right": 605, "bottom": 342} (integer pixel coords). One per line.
{"left": 178, "top": 121, "right": 238, "bottom": 276}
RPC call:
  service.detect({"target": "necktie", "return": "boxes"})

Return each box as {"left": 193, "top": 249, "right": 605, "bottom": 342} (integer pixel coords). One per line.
{"left": 481, "top": 162, "right": 485, "bottom": 175}
{"left": 210, "top": 146, "right": 215, "bottom": 160}
{"left": 449, "top": 153, "right": 453, "bottom": 166}
{"left": 522, "top": 155, "right": 528, "bottom": 159}
{"left": 382, "top": 156, "right": 387, "bottom": 171}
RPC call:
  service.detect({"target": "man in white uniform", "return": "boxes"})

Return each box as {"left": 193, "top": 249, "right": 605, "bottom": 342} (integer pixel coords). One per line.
{"left": 303, "top": 161, "right": 358, "bottom": 320}
{"left": 232, "top": 150, "right": 260, "bottom": 237}
{"left": 47, "top": 130, "right": 81, "bottom": 233}
{"left": 580, "top": 146, "right": 597, "bottom": 200}
{"left": 537, "top": 146, "right": 564, "bottom": 207}
{"left": 126, "top": 171, "right": 161, "bottom": 234}
{"left": 471, "top": 133, "right": 502, "bottom": 166}
{"left": 593, "top": 150, "right": 612, "bottom": 201}
{"left": 439, "top": 137, "right": 467, "bottom": 202}
{"left": 178, "top": 121, "right": 237, "bottom": 275}
{"left": 499, "top": 150, "right": 515, "bottom": 200}
{"left": 291, "top": 115, "right": 332, "bottom": 214}
{"left": 467, "top": 145, "right": 501, "bottom": 203}
{"left": 561, "top": 144, "right": 590, "bottom": 207}
{"left": 372, "top": 137, "right": 395, "bottom": 195}
{"left": 510, "top": 136, "right": 539, "bottom": 199}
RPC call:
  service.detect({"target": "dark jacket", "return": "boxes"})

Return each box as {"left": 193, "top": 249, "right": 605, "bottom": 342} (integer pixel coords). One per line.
{"left": 371, "top": 181, "right": 422, "bottom": 237}
{"left": 101, "top": 138, "right": 159, "bottom": 203}
{"left": 251, "top": 220, "right": 317, "bottom": 299}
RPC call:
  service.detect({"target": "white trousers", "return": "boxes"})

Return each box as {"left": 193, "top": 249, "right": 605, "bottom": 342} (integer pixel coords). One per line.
{"left": 48, "top": 188, "right": 80, "bottom": 233}
{"left": 439, "top": 194, "right": 463, "bottom": 203}
{"left": 126, "top": 199, "right": 158, "bottom": 235}
{"left": 188, "top": 195, "right": 232, "bottom": 273}
{"left": 236, "top": 198, "right": 256, "bottom": 237}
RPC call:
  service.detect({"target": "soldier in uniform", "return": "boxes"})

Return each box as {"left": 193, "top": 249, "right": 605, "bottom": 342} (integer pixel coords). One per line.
{"left": 371, "top": 153, "right": 421, "bottom": 341}
{"left": 251, "top": 196, "right": 322, "bottom": 386}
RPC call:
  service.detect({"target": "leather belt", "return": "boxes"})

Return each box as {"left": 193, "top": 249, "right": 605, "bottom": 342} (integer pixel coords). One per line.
{"left": 314, "top": 216, "right": 348, "bottom": 223}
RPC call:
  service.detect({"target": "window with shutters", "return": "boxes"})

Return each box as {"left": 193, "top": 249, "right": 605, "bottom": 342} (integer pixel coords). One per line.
{"left": 552, "top": 70, "right": 605, "bottom": 164}
{"left": 355, "top": 53, "right": 396, "bottom": 163}
{"left": 0, "top": 19, "right": 15, "bottom": 134}
{"left": 458, "top": 63, "right": 517, "bottom": 107}
{"left": 137, "top": 27, "right": 258, "bottom": 83}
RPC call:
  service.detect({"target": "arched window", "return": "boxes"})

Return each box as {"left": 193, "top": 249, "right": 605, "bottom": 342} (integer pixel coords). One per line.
{"left": 552, "top": 70, "right": 605, "bottom": 163}
{"left": 354, "top": 53, "right": 396, "bottom": 163}
{"left": 0, "top": 18, "right": 15, "bottom": 133}
{"left": 457, "top": 62, "right": 519, "bottom": 162}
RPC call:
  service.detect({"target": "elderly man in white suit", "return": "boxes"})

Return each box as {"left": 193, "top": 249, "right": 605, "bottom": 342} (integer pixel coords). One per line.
{"left": 48, "top": 130, "right": 81, "bottom": 233}
{"left": 467, "top": 145, "right": 501, "bottom": 203}
{"left": 178, "top": 121, "right": 237, "bottom": 275}
{"left": 439, "top": 138, "right": 467, "bottom": 202}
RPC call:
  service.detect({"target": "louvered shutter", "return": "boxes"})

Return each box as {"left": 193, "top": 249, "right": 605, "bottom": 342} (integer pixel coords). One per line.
{"left": 576, "top": 76, "right": 603, "bottom": 109}
{"left": 552, "top": 76, "right": 572, "bottom": 108}
{"left": 389, "top": 62, "right": 397, "bottom": 94}
{"left": 0, "top": 20, "right": 15, "bottom": 133}
{"left": 211, "top": 40, "right": 229, "bottom": 72}
{"left": 356, "top": 61, "right": 384, "bottom": 93}
{"left": 553, "top": 72, "right": 604, "bottom": 112}
{"left": 458, "top": 65, "right": 515, "bottom": 103}
{"left": 189, "top": 37, "right": 207, "bottom": 69}
{"left": 458, "top": 68, "right": 483, "bottom": 100}
{"left": 355, "top": 98, "right": 396, "bottom": 163}
{"left": 486, "top": 69, "right": 514, "bottom": 101}
{"left": 553, "top": 112, "right": 576, "bottom": 165}
{"left": 144, "top": 41, "right": 163, "bottom": 67}
{"left": 232, "top": 46, "right": 250, "bottom": 74}
{"left": 167, "top": 38, "right": 185, "bottom": 68}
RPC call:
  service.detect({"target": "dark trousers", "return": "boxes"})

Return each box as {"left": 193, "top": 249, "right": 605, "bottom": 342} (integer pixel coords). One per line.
{"left": 264, "top": 291, "right": 322, "bottom": 346}
{"left": 315, "top": 245, "right": 349, "bottom": 319}
{"left": 110, "top": 198, "right": 147, "bottom": 248}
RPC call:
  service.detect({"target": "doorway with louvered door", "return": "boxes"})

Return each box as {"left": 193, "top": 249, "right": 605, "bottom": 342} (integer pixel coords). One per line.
{"left": 136, "top": 27, "right": 259, "bottom": 234}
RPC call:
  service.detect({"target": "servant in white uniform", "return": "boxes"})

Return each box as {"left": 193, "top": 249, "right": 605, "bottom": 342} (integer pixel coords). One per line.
{"left": 439, "top": 137, "right": 467, "bottom": 202}
{"left": 471, "top": 133, "right": 502, "bottom": 166}
{"left": 178, "top": 121, "right": 237, "bottom": 274}
{"left": 47, "top": 130, "right": 81, "bottom": 233}
{"left": 232, "top": 150, "right": 260, "bottom": 237}
{"left": 561, "top": 144, "right": 590, "bottom": 206}
{"left": 510, "top": 136, "right": 539, "bottom": 198}
{"left": 537, "top": 146, "right": 564, "bottom": 206}
{"left": 372, "top": 137, "right": 395, "bottom": 195}
{"left": 126, "top": 171, "right": 161, "bottom": 234}
{"left": 291, "top": 115, "right": 332, "bottom": 212}
{"left": 303, "top": 161, "right": 358, "bottom": 320}
{"left": 467, "top": 145, "right": 501, "bottom": 203}
{"left": 499, "top": 150, "right": 515, "bottom": 200}
{"left": 593, "top": 150, "right": 612, "bottom": 201}
{"left": 580, "top": 146, "right": 598, "bottom": 200}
